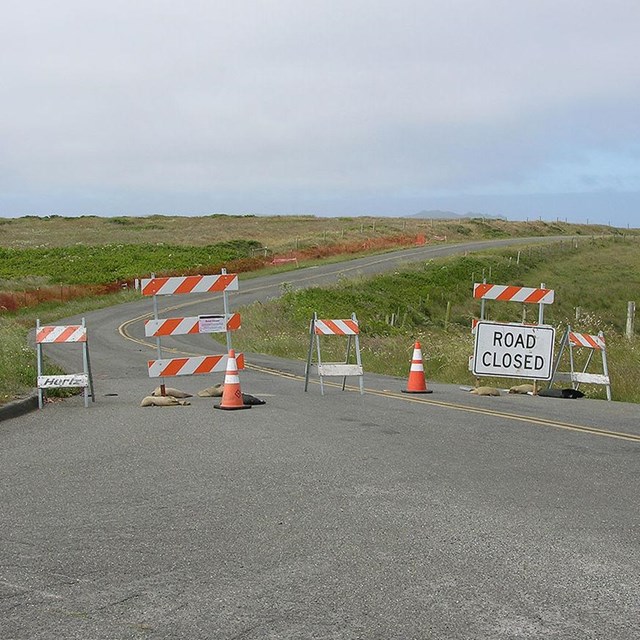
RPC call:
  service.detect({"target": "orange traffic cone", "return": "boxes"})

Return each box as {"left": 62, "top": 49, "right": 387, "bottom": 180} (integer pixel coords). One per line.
{"left": 402, "top": 342, "right": 433, "bottom": 394}
{"left": 214, "top": 349, "right": 252, "bottom": 410}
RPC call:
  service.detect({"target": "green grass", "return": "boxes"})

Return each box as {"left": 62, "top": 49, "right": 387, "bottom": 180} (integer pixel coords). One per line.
{"left": 0, "top": 240, "right": 262, "bottom": 284}
{"left": 0, "top": 317, "right": 39, "bottom": 403}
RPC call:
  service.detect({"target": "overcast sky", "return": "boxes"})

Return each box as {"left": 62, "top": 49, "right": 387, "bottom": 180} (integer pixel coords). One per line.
{"left": 1, "top": 0, "right": 639, "bottom": 225}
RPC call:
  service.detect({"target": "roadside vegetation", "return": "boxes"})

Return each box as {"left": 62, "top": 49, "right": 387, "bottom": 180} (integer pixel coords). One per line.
{"left": 1, "top": 214, "right": 638, "bottom": 405}
{"left": 0, "top": 240, "right": 262, "bottom": 286}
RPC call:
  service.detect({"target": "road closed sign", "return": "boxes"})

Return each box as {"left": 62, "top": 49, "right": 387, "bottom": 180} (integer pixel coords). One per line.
{"left": 472, "top": 321, "right": 556, "bottom": 380}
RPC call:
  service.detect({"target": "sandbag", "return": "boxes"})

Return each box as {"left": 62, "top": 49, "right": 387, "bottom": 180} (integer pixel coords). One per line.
{"left": 197, "top": 384, "right": 224, "bottom": 397}
{"left": 152, "top": 387, "right": 193, "bottom": 398}
{"left": 509, "top": 384, "right": 535, "bottom": 394}
{"left": 470, "top": 386, "right": 500, "bottom": 396}
{"left": 141, "top": 395, "right": 190, "bottom": 407}
{"left": 538, "top": 388, "right": 584, "bottom": 399}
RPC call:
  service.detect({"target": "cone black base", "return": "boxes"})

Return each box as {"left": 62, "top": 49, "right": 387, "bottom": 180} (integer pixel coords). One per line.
{"left": 214, "top": 404, "right": 252, "bottom": 410}
{"left": 401, "top": 389, "right": 433, "bottom": 394}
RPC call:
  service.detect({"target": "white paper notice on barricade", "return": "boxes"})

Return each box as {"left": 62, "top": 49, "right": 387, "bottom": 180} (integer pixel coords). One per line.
{"left": 198, "top": 314, "right": 226, "bottom": 333}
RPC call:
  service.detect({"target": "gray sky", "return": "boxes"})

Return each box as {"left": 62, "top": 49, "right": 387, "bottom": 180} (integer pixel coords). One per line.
{"left": 1, "top": 0, "right": 639, "bottom": 225}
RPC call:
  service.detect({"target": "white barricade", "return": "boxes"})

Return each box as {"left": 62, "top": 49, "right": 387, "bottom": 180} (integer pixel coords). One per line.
{"left": 548, "top": 327, "right": 611, "bottom": 400}
{"left": 35, "top": 317, "right": 95, "bottom": 409}
{"left": 304, "top": 312, "right": 364, "bottom": 395}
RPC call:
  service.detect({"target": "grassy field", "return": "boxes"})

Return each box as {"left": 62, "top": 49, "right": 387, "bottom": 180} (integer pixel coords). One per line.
{"left": 0, "top": 240, "right": 262, "bottom": 285}
{"left": 1, "top": 214, "right": 638, "bottom": 405}
{"left": 0, "top": 213, "right": 625, "bottom": 253}
{"left": 0, "top": 213, "right": 632, "bottom": 307}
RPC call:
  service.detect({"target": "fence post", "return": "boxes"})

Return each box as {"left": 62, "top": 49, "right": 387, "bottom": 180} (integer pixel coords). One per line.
{"left": 444, "top": 301, "right": 451, "bottom": 331}
{"left": 626, "top": 301, "right": 636, "bottom": 340}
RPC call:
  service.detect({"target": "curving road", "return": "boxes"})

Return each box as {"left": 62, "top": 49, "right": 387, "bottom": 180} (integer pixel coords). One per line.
{"left": 2, "top": 237, "right": 639, "bottom": 639}
{"left": 37, "top": 235, "right": 578, "bottom": 379}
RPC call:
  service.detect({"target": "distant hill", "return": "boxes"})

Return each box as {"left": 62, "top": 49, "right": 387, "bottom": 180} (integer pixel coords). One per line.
{"left": 411, "top": 209, "right": 506, "bottom": 220}
{"left": 411, "top": 209, "right": 462, "bottom": 219}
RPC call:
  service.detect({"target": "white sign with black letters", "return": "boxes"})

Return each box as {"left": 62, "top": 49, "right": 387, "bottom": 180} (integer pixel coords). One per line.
{"left": 472, "top": 321, "right": 555, "bottom": 380}
{"left": 198, "top": 314, "right": 226, "bottom": 334}
{"left": 38, "top": 374, "right": 89, "bottom": 389}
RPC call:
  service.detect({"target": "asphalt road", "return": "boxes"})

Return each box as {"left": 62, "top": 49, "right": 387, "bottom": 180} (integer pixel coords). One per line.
{"left": 2, "top": 238, "right": 639, "bottom": 639}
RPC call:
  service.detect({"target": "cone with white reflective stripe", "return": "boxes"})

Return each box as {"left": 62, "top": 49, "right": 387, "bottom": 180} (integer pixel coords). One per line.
{"left": 402, "top": 341, "right": 432, "bottom": 394}
{"left": 214, "top": 349, "right": 251, "bottom": 410}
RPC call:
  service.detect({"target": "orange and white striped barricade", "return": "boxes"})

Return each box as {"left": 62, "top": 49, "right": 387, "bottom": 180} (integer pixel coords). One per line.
{"left": 548, "top": 326, "right": 611, "bottom": 400}
{"left": 147, "top": 353, "right": 245, "bottom": 378}
{"left": 144, "top": 312, "right": 241, "bottom": 338}
{"left": 140, "top": 270, "right": 243, "bottom": 394}
{"left": 35, "top": 317, "right": 95, "bottom": 409}
{"left": 304, "top": 312, "right": 364, "bottom": 395}
{"left": 473, "top": 282, "right": 555, "bottom": 326}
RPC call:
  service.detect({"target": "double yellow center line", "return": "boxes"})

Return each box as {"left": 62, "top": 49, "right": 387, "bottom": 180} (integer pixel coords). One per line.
{"left": 245, "top": 362, "right": 640, "bottom": 444}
